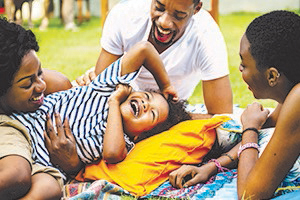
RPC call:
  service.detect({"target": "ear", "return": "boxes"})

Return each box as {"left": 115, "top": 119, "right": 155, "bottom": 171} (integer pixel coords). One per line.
{"left": 266, "top": 67, "right": 280, "bottom": 87}
{"left": 193, "top": 1, "right": 202, "bottom": 14}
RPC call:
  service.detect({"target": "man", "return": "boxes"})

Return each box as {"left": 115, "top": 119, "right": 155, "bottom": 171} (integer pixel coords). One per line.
{"left": 77, "top": 0, "right": 233, "bottom": 115}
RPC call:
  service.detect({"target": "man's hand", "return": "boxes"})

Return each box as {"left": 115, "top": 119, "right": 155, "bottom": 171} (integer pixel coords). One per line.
{"left": 44, "top": 112, "right": 83, "bottom": 175}
{"left": 75, "top": 68, "right": 97, "bottom": 86}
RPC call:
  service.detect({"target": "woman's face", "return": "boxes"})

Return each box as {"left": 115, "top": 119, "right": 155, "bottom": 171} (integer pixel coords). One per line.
{"left": 239, "top": 34, "right": 270, "bottom": 99}
{"left": 0, "top": 50, "right": 46, "bottom": 114}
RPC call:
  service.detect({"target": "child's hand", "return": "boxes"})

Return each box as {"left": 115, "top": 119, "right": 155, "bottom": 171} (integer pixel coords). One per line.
{"left": 169, "top": 164, "right": 214, "bottom": 188}
{"left": 162, "top": 85, "right": 178, "bottom": 101}
{"left": 109, "top": 84, "right": 132, "bottom": 104}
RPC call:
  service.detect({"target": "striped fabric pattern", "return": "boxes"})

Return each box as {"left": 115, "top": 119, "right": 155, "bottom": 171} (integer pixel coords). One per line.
{"left": 11, "top": 58, "right": 138, "bottom": 170}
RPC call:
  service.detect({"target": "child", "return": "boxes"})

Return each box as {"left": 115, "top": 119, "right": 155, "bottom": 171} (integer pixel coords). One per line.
{"left": 11, "top": 41, "right": 191, "bottom": 176}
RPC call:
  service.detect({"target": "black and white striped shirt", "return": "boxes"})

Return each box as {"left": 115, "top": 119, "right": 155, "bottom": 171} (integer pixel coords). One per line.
{"left": 11, "top": 58, "right": 138, "bottom": 169}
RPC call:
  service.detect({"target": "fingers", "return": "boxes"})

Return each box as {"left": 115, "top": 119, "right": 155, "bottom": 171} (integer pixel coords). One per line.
{"left": 83, "top": 74, "right": 91, "bottom": 85}
{"left": 63, "top": 118, "right": 75, "bottom": 142}
{"left": 45, "top": 114, "right": 57, "bottom": 140}
{"left": 169, "top": 166, "right": 191, "bottom": 188}
{"left": 54, "top": 112, "right": 66, "bottom": 139}
{"left": 75, "top": 75, "right": 85, "bottom": 86}
{"left": 44, "top": 130, "right": 51, "bottom": 147}
{"left": 89, "top": 71, "right": 97, "bottom": 80}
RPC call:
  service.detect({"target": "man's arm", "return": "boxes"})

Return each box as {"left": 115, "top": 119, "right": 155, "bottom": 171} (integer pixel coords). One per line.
{"left": 202, "top": 75, "right": 233, "bottom": 115}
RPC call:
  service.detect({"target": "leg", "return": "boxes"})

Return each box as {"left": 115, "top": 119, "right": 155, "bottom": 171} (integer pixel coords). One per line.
{"left": 27, "top": 0, "right": 33, "bottom": 28}
{"left": 39, "top": 0, "right": 53, "bottom": 30}
{"left": 19, "top": 173, "right": 62, "bottom": 200}
{"left": 0, "top": 156, "right": 31, "bottom": 199}
{"left": 62, "top": 0, "right": 77, "bottom": 31}
{"left": 4, "top": 0, "right": 14, "bottom": 22}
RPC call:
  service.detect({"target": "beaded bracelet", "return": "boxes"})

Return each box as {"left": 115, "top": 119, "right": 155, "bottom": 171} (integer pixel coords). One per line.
{"left": 222, "top": 153, "right": 234, "bottom": 162}
{"left": 241, "top": 127, "right": 260, "bottom": 135}
{"left": 238, "top": 142, "right": 260, "bottom": 158}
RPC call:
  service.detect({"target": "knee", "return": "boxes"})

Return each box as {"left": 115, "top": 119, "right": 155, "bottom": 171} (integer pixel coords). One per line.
{"left": 0, "top": 161, "right": 31, "bottom": 199}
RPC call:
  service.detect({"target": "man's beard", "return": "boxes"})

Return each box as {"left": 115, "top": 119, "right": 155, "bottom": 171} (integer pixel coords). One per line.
{"left": 151, "top": 21, "right": 176, "bottom": 47}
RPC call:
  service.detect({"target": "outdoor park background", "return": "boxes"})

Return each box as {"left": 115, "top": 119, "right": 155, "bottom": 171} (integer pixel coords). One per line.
{"left": 0, "top": 0, "right": 300, "bottom": 108}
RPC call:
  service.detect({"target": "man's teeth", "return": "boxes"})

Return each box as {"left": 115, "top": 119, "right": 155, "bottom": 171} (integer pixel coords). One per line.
{"left": 158, "top": 27, "right": 171, "bottom": 35}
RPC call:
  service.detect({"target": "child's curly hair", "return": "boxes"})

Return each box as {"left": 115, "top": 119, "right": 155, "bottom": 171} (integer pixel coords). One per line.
{"left": 135, "top": 92, "right": 191, "bottom": 142}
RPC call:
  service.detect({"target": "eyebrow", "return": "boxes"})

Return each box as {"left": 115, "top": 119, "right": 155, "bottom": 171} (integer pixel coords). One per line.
{"left": 17, "top": 75, "right": 33, "bottom": 83}
{"left": 156, "top": 0, "right": 165, "bottom": 7}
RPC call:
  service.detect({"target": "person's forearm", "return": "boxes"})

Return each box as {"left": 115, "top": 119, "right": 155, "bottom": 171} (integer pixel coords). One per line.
{"left": 237, "top": 130, "right": 259, "bottom": 198}
{"left": 103, "top": 100, "right": 127, "bottom": 163}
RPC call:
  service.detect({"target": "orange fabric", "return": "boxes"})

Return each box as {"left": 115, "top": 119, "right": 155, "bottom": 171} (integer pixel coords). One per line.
{"left": 76, "top": 116, "right": 230, "bottom": 196}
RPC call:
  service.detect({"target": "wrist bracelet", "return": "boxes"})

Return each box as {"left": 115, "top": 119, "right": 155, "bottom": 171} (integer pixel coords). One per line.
{"left": 241, "top": 127, "right": 260, "bottom": 135}
{"left": 222, "top": 153, "right": 234, "bottom": 162}
{"left": 238, "top": 142, "right": 260, "bottom": 158}
{"left": 208, "top": 159, "right": 230, "bottom": 173}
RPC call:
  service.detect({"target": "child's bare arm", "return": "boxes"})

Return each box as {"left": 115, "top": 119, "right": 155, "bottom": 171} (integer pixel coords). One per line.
{"left": 103, "top": 84, "right": 132, "bottom": 164}
{"left": 121, "top": 41, "right": 178, "bottom": 99}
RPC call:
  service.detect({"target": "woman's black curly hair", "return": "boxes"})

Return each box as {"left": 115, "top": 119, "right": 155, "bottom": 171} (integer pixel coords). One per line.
{"left": 0, "top": 17, "right": 39, "bottom": 97}
{"left": 135, "top": 92, "right": 191, "bottom": 142}
{"left": 246, "top": 10, "right": 300, "bottom": 84}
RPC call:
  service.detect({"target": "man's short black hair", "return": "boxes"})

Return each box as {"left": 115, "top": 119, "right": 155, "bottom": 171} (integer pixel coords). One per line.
{"left": 0, "top": 17, "right": 39, "bottom": 96}
{"left": 246, "top": 10, "right": 300, "bottom": 84}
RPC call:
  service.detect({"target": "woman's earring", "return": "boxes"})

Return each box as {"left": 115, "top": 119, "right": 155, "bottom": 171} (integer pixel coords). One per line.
{"left": 277, "top": 72, "right": 280, "bottom": 78}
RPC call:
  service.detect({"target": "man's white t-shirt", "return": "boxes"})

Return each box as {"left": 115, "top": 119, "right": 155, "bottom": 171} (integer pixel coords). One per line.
{"left": 101, "top": 0, "right": 229, "bottom": 100}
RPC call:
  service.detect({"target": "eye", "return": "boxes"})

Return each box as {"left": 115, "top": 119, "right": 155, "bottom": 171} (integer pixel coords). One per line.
{"left": 155, "top": 6, "right": 165, "bottom": 12}
{"left": 174, "top": 14, "right": 186, "bottom": 21}
{"left": 151, "top": 110, "right": 156, "bottom": 121}
{"left": 22, "top": 82, "right": 33, "bottom": 89}
{"left": 145, "top": 93, "right": 150, "bottom": 100}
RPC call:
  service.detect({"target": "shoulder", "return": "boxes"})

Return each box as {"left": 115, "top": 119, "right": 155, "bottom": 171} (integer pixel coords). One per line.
{"left": 0, "top": 114, "right": 28, "bottom": 134}
{"left": 43, "top": 69, "right": 72, "bottom": 95}
{"left": 108, "top": 0, "right": 150, "bottom": 19}
{"left": 277, "top": 84, "right": 300, "bottom": 131}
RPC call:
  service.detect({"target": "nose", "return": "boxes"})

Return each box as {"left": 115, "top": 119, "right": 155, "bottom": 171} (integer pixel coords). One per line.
{"left": 157, "top": 12, "right": 173, "bottom": 29}
{"left": 35, "top": 77, "right": 46, "bottom": 93}
{"left": 141, "top": 99, "right": 149, "bottom": 112}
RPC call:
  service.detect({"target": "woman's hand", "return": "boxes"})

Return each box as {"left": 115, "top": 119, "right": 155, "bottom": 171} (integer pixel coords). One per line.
{"left": 169, "top": 163, "right": 216, "bottom": 188}
{"left": 44, "top": 113, "right": 83, "bottom": 175}
{"left": 109, "top": 84, "right": 132, "bottom": 104}
{"left": 241, "top": 102, "right": 270, "bottom": 129}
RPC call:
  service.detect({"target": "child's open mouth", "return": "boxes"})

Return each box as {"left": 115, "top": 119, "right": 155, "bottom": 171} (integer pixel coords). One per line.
{"left": 130, "top": 100, "right": 140, "bottom": 117}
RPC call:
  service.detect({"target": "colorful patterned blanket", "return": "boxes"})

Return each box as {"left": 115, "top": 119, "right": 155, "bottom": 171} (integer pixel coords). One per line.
{"left": 63, "top": 171, "right": 237, "bottom": 199}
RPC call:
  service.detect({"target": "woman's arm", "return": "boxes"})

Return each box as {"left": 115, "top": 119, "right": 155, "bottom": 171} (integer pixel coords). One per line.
{"left": 238, "top": 88, "right": 300, "bottom": 199}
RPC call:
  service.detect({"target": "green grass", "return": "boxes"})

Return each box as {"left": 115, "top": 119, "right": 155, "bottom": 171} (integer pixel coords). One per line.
{"left": 26, "top": 13, "right": 281, "bottom": 108}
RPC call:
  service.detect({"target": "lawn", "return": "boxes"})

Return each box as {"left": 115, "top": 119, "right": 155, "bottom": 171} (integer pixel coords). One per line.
{"left": 26, "top": 12, "right": 279, "bottom": 108}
